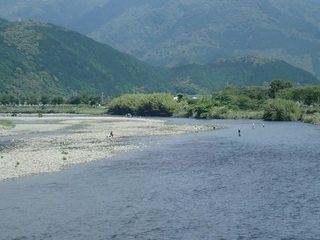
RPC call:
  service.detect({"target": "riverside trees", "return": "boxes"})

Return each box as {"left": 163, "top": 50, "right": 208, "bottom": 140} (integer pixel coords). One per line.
{"left": 105, "top": 80, "right": 319, "bottom": 123}
{"left": 1, "top": 80, "right": 319, "bottom": 123}
{"left": 0, "top": 92, "right": 102, "bottom": 106}
{"left": 107, "top": 93, "right": 178, "bottom": 117}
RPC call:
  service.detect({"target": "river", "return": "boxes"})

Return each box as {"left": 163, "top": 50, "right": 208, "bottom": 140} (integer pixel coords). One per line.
{"left": 0, "top": 119, "right": 319, "bottom": 240}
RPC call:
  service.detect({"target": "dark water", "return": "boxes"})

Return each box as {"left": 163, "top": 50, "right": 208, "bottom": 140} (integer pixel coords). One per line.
{"left": 1, "top": 120, "right": 320, "bottom": 240}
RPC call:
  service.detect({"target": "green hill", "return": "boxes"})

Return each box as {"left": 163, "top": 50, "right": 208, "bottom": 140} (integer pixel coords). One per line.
{"left": 0, "top": 18, "right": 319, "bottom": 100}
{"left": 2, "top": 0, "right": 319, "bottom": 77}
{"left": 168, "top": 56, "right": 320, "bottom": 94}
{"left": 79, "top": 0, "right": 320, "bottom": 77}
{"left": 0, "top": 18, "right": 167, "bottom": 99}
{"left": 1, "top": 1, "right": 320, "bottom": 77}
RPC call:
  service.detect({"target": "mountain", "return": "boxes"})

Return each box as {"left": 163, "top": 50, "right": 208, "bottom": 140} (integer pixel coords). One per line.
{"left": 1, "top": 0, "right": 320, "bottom": 78}
{"left": 0, "top": 18, "right": 319, "bottom": 99}
{"left": 0, "top": 18, "right": 167, "bottom": 98}
{"left": 168, "top": 56, "right": 320, "bottom": 94}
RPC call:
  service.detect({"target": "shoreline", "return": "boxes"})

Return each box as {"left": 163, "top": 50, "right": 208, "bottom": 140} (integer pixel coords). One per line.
{"left": 0, "top": 115, "right": 213, "bottom": 181}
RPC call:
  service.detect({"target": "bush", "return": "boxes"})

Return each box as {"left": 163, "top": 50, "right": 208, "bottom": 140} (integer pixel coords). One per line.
{"left": 107, "top": 93, "right": 178, "bottom": 117}
{"left": 262, "top": 99, "right": 301, "bottom": 121}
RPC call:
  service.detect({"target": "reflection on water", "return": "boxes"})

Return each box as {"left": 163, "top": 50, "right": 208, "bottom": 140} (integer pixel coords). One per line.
{"left": 0, "top": 119, "right": 320, "bottom": 240}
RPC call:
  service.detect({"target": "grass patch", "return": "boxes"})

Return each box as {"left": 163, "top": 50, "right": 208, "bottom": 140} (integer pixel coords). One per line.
{"left": 0, "top": 119, "right": 15, "bottom": 128}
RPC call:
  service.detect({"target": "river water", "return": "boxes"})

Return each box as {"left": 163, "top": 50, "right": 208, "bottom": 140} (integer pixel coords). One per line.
{"left": 1, "top": 119, "right": 320, "bottom": 240}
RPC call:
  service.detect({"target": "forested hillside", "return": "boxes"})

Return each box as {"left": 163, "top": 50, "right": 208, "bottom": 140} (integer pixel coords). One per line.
{"left": 0, "top": 18, "right": 319, "bottom": 102}
{"left": 168, "top": 57, "right": 320, "bottom": 94}
{"left": 1, "top": 0, "right": 320, "bottom": 77}
{"left": 0, "top": 18, "right": 167, "bottom": 99}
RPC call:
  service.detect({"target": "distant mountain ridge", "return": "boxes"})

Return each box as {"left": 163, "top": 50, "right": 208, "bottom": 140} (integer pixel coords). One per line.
{"left": 0, "top": 18, "right": 319, "bottom": 99}
{"left": 1, "top": 0, "right": 320, "bottom": 78}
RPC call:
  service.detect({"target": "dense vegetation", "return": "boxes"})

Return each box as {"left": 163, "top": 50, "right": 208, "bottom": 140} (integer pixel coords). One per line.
{"left": 107, "top": 93, "right": 178, "bottom": 117}
{"left": 168, "top": 57, "right": 320, "bottom": 93}
{"left": 0, "top": 18, "right": 167, "bottom": 99}
{"left": 106, "top": 80, "right": 320, "bottom": 125}
{"left": 1, "top": 80, "right": 319, "bottom": 124}
{"left": 1, "top": 18, "right": 319, "bottom": 102}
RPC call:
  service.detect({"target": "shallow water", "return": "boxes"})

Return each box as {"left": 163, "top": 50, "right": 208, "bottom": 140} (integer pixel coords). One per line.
{"left": 1, "top": 119, "right": 320, "bottom": 240}
{"left": 0, "top": 120, "right": 84, "bottom": 149}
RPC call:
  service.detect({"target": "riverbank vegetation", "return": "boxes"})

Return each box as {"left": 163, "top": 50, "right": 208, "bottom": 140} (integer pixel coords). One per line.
{"left": 0, "top": 105, "right": 106, "bottom": 115}
{"left": 0, "top": 119, "right": 15, "bottom": 128}
{"left": 107, "top": 80, "right": 320, "bottom": 124}
{"left": 1, "top": 80, "right": 319, "bottom": 124}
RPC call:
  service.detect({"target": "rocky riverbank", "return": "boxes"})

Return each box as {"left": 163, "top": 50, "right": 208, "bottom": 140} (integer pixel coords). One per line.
{"left": 0, "top": 115, "right": 212, "bottom": 180}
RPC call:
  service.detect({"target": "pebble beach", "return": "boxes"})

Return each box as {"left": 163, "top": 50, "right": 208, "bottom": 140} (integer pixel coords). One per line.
{"left": 0, "top": 115, "right": 211, "bottom": 181}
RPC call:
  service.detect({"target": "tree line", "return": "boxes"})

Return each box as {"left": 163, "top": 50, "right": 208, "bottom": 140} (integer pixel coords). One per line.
{"left": 0, "top": 92, "right": 103, "bottom": 106}
{"left": 1, "top": 79, "right": 320, "bottom": 123}
{"left": 107, "top": 79, "right": 320, "bottom": 123}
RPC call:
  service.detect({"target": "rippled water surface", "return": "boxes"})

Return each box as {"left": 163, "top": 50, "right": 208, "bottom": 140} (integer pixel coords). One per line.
{"left": 1, "top": 120, "right": 320, "bottom": 240}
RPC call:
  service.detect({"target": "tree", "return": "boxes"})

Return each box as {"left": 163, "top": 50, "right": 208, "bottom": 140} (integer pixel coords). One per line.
{"left": 107, "top": 94, "right": 145, "bottom": 115}
{"left": 68, "top": 92, "right": 89, "bottom": 105}
{"left": 269, "top": 79, "right": 293, "bottom": 98}
{"left": 142, "top": 93, "right": 178, "bottom": 116}
{"left": 51, "top": 96, "right": 64, "bottom": 105}
{"left": 107, "top": 93, "right": 178, "bottom": 116}
{"left": 213, "top": 85, "right": 237, "bottom": 107}
{"left": 89, "top": 94, "right": 101, "bottom": 106}
{"left": 1, "top": 94, "right": 15, "bottom": 105}
{"left": 28, "top": 96, "right": 39, "bottom": 105}
{"left": 239, "top": 86, "right": 269, "bottom": 102}
{"left": 40, "top": 95, "right": 50, "bottom": 105}
{"left": 263, "top": 99, "right": 300, "bottom": 121}
{"left": 300, "top": 86, "right": 320, "bottom": 105}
